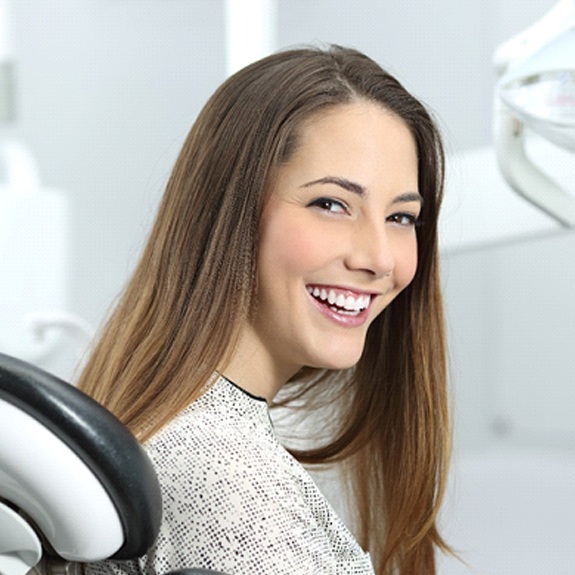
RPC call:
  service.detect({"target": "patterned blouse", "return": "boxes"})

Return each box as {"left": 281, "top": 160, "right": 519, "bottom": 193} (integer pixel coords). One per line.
{"left": 86, "top": 375, "right": 374, "bottom": 575}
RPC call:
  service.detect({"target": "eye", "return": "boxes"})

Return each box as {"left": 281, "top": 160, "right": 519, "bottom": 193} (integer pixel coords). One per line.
{"left": 307, "top": 197, "right": 349, "bottom": 215}
{"left": 387, "top": 212, "right": 421, "bottom": 227}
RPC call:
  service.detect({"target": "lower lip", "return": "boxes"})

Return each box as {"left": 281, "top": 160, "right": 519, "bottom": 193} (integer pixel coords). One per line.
{"left": 307, "top": 291, "right": 372, "bottom": 327}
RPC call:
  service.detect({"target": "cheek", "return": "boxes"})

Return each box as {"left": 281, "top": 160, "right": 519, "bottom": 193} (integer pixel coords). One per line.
{"left": 394, "top": 239, "right": 419, "bottom": 291}
{"left": 258, "top": 215, "right": 332, "bottom": 283}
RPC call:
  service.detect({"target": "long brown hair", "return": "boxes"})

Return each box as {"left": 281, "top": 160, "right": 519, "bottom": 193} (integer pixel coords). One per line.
{"left": 77, "top": 45, "right": 450, "bottom": 574}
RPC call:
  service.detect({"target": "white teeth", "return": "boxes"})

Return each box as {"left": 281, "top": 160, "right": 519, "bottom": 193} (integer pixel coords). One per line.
{"left": 307, "top": 286, "right": 371, "bottom": 313}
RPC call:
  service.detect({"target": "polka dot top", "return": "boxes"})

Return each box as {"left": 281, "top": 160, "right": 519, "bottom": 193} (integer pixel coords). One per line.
{"left": 86, "top": 375, "right": 374, "bottom": 575}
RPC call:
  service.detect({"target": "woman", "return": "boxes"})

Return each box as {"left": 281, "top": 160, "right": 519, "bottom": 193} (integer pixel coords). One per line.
{"left": 80, "top": 45, "right": 450, "bottom": 575}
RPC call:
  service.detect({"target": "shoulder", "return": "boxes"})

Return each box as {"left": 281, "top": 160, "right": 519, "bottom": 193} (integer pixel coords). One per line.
{"left": 143, "top": 382, "right": 297, "bottom": 502}
{"left": 145, "top": 386, "right": 275, "bottom": 473}
{"left": 138, "top": 384, "right": 375, "bottom": 574}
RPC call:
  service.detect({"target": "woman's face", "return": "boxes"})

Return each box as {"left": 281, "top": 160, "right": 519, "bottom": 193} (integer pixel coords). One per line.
{"left": 227, "top": 101, "right": 421, "bottom": 398}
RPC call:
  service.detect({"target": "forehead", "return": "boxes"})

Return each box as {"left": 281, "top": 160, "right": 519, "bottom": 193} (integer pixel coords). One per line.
{"left": 276, "top": 101, "right": 419, "bottom": 192}
{"left": 300, "top": 100, "right": 412, "bottom": 142}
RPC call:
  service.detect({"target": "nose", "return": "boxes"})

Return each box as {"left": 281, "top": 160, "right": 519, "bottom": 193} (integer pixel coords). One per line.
{"left": 344, "top": 221, "right": 396, "bottom": 278}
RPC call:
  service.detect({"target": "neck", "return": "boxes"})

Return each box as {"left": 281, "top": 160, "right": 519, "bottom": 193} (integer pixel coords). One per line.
{"left": 219, "top": 332, "right": 300, "bottom": 402}
{"left": 220, "top": 358, "right": 296, "bottom": 403}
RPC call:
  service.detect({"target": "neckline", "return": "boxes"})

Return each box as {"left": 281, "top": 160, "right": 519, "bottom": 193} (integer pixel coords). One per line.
{"left": 220, "top": 374, "right": 268, "bottom": 403}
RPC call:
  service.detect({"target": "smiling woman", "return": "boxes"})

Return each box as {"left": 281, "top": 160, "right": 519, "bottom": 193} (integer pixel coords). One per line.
{"left": 77, "top": 45, "right": 450, "bottom": 575}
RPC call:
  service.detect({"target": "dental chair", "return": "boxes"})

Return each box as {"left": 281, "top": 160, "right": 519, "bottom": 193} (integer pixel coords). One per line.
{"left": 0, "top": 353, "right": 226, "bottom": 575}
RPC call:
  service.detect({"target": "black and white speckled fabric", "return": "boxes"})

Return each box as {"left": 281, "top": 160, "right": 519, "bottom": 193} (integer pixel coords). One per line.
{"left": 85, "top": 375, "right": 374, "bottom": 575}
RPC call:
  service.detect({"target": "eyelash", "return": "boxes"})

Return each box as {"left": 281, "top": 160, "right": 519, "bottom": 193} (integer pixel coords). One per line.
{"left": 308, "top": 197, "right": 421, "bottom": 227}
{"left": 387, "top": 212, "right": 421, "bottom": 228}
{"left": 308, "top": 197, "right": 349, "bottom": 214}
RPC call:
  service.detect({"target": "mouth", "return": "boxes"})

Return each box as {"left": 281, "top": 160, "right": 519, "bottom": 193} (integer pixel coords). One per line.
{"left": 306, "top": 285, "right": 372, "bottom": 317}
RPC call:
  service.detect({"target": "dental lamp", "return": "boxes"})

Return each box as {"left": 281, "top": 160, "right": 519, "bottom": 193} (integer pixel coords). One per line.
{"left": 494, "top": 0, "right": 575, "bottom": 226}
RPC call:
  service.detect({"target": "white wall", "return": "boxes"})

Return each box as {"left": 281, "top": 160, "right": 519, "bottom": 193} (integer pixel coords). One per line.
{"left": 10, "top": 0, "right": 226, "bottom": 327}
{"left": 443, "top": 230, "right": 575, "bottom": 454}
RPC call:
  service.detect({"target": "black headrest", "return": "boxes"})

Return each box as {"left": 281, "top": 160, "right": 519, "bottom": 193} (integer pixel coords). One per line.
{"left": 0, "top": 353, "right": 162, "bottom": 560}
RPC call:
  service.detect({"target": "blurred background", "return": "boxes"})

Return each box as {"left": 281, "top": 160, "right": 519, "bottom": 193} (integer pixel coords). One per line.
{"left": 1, "top": 1, "right": 573, "bottom": 573}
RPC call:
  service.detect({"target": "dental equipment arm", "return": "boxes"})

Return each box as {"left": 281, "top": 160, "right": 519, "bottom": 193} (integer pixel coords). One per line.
{"left": 494, "top": 0, "right": 575, "bottom": 226}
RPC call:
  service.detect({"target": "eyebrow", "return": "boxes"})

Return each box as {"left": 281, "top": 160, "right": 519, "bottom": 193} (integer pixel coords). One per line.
{"left": 392, "top": 192, "right": 424, "bottom": 206}
{"left": 301, "top": 176, "right": 423, "bottom": 205}
{"left": 301, "top": 176, "right": 366, "bottom": 196}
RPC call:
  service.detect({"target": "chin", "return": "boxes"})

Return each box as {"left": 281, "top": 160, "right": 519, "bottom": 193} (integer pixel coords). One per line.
{"left": 308, "top": 349, "right": 364, "bottom": 371}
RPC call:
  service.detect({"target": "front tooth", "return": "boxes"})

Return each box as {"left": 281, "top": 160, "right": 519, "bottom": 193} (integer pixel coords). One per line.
{"left": 336, "top": 294, "right": 346, "bottom": 307}
{"left": 327, "top": 290, "right": 337, "bottom": 305}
